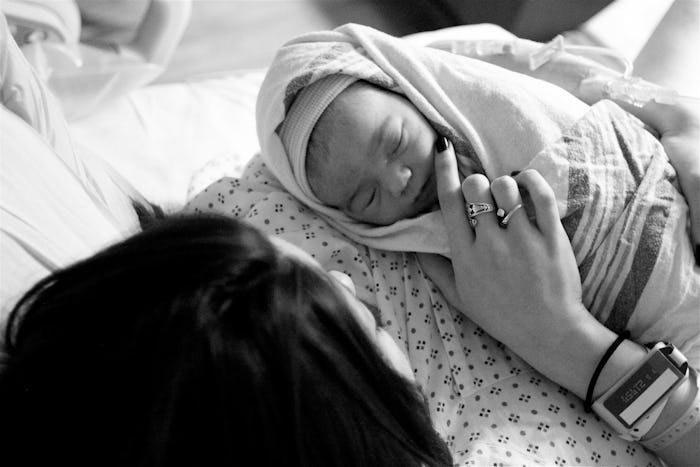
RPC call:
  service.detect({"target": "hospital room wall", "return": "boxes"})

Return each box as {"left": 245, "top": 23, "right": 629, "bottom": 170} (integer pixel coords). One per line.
{"left": 159, "top": 0, "right": 698, "bottom": 98}
{"left": 158, "top": 0, "right": 423, "bottom": 83}
{"left": 633, "top": 0, "right": 699, "bottom": 97}
{"left": 157, "top": 0, "right": 612, "bottom": 84}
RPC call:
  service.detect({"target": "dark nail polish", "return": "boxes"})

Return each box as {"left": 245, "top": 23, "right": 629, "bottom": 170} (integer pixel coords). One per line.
{"left": 436, "top": 136, "right": 449, "bottom": 153}
{"left": 510, "top": 170, "right": 521, "bottom": 176}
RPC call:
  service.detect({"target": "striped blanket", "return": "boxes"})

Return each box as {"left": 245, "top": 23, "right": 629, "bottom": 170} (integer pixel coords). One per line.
{"left": 529, "top": 100, "right": 699, "bottom": 364}
{"left": 255, "top": 24, "right": 699, "bottom": 365}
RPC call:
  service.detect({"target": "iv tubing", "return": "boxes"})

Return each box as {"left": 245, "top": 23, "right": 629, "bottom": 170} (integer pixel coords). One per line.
{"left": 564, "top": 44, "right": 633, "bottom": 77}
{"left": 437, "top": 37, "right": 700, "bottom": 107}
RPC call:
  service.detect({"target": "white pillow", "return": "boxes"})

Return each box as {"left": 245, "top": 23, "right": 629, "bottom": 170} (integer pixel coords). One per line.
{"left": 70, "top": 70, "right": 265, "bottom": 211}
{"left": 0, "top": 108, "right": 136, "bottom": 322}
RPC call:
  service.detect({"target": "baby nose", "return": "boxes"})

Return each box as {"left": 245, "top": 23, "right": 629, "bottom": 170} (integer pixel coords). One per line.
{"left": 383, "top": 164, "right": 412, "bottom": 197}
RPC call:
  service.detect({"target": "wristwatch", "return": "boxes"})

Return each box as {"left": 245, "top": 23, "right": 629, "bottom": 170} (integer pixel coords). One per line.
{"left": 592, "top": 342, "right": 689, "bottom": 440}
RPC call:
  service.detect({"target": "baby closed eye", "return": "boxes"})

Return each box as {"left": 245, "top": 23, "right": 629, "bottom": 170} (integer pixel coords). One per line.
{"left": 366, "top": 189, "right": 377, "bottom": 209}
{"left": 392, "top": 126, "right": 406, "bottom": 156}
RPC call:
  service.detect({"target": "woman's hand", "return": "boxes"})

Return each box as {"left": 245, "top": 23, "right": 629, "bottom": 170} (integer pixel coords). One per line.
{"left": 657, "top": 101, "right": 700, "bottom": 249}
{"left": 419, "top": 139, "right": 616, "bottom": 393}
{"left": 599, "top": 97, "right": 700, "bottom": 250}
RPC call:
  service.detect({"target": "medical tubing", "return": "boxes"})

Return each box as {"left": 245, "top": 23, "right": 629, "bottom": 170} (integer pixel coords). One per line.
{"left": 526, "top": 35, "right": 631, "bottom": 77}
{"left": 441, "top": 37, "right": 699, "bottom": 107}
{"left": 601, "top": 76, "right": 700, "bottom": 107}
{"left": 563, "top": 44, "right": 633, "bottom": 77}
{"left": 444, "top": 36, "right": 631, "bottom": 78}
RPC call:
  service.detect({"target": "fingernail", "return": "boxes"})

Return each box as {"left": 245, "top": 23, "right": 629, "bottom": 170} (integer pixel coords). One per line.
{"left": 435, "top": 136, "right": 449, "bottom": 153}
{"left": 510, "top": 170, "right": 520, "bottom": 176}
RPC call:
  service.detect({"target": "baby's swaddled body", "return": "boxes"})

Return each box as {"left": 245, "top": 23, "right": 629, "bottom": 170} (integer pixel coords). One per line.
{"left": 523, "top": 99, "right": 699, "bottom": 366}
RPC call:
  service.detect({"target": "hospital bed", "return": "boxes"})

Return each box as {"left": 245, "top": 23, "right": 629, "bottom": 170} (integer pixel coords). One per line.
{"left": 1, "top": 1, "right": 697, "bottom": 465}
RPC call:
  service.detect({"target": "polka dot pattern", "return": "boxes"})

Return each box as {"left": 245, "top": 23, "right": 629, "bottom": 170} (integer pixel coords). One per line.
{"left": 186, "top": 155, "right": 661, "bottom": 466}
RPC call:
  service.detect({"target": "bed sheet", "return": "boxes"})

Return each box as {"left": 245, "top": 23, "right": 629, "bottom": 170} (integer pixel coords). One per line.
{"left": 69, "top": 70, "right": 265, "bottom": 211}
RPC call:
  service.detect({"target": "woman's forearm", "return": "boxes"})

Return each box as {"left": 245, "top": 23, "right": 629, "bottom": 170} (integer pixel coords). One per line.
{"left": 540, "top": 315, "right": 645, "bottom": 400}
{"left": 649, "top": 377, "right": 700, "bottom": 467}
{"left": 467, "top": 38, "right": 692, "bottom": 134}
{"left": 542, "top": 313, "right": 699, "bottom": 466}
{"left": 426, "top": 258, "right": 699, "bottom": 466}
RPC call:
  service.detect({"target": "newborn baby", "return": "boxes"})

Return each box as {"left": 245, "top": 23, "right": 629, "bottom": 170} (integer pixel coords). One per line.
{"left": 261, "top": 24, "right": 700, "bottom": 367}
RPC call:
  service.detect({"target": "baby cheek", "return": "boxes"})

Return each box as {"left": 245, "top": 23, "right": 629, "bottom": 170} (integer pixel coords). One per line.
{"left": 456, "top": 153, "right": 478, "bottom": 180}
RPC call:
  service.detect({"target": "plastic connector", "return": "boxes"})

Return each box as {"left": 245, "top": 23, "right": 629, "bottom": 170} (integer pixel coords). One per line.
{"left": 603, "top": 76, "right": 679, "bottom": 107}
{"left": 449, "top": 40, "right": 514, "bottom": 57}
{"left": 475, "top": 40, "right": 514, "bottom": 56}
{"left": 529, "top": 35, "right": 565, "bottom": 70}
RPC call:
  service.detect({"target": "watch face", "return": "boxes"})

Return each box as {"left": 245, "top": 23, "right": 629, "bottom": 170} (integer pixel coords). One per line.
{"left": 603, "top": 351, "right": 684, "bottom": 428}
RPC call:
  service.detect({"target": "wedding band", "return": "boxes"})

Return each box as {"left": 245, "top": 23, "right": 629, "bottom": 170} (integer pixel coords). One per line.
{"left": 466, "top": 202, "right": 495, "bottom": 228}
{"left": 498, "top": 203, "right": 524, "bottom": 227}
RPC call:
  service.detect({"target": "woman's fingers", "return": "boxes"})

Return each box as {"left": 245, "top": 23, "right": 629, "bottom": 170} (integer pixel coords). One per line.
{"left": 489, "top": 175, "right": 528, "bottom": 230}
{"left": 434, "top": 137, "right": 474, "bottom": 248}
{"left": 513, "top": 170, "right": 562, "bottom": 240}
{"left": 462, "top": 174, "right": 500, "bottom": 232}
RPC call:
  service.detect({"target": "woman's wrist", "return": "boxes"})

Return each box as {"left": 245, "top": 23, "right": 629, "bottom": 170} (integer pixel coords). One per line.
{"left": 643, "top": 371, "right": 698, "bottom": 440}
{"left": 548, "top": 318, "right": 699, "bottom": 444}
{"left": 537, "top": 312, "right": 647, "bottom": 400}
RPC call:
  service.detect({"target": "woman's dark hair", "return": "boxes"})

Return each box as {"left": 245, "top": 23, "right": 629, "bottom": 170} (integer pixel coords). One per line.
{"left": 0, "top": 214, "right": 451, "bottom": 466}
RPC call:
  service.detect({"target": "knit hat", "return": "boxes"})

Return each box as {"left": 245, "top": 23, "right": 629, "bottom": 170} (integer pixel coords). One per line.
{"left": 278, "top": 74, "right": 357, "bottom": 201}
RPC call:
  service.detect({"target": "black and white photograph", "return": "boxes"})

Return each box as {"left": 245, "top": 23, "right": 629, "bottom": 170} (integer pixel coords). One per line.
{"left": 1, "top": 1, "right": 698, "bottom": 465}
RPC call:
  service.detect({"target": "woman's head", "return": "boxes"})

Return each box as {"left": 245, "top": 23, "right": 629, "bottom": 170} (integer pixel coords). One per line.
{"left": 0, "top": 215, "right": 451, "bottom": 466}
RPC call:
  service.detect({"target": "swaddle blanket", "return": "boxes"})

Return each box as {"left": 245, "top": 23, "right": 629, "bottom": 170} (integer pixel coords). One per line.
{"left": 257, "top": 23, "right": 588, "bottom": 254}
{"left": 257, "top": 24, "right": 700, "bottom": 364}
{"left": 532, "top": 100, "right": 699, "bottom": 365}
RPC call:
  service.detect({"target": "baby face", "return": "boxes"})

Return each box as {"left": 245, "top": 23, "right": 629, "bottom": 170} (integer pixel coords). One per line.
{"left": 306, "top": 81, "right": 439, "bottom": 225}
